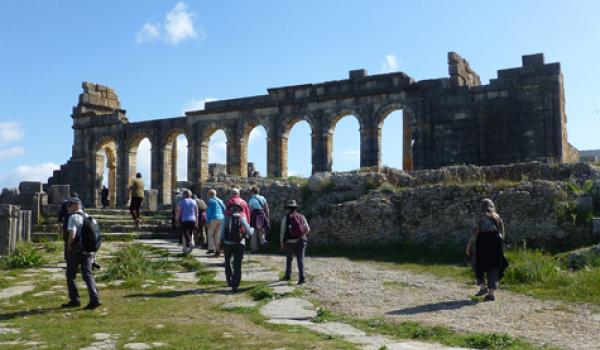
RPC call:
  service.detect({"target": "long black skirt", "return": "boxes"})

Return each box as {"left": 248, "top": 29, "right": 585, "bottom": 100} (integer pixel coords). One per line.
{"left": 475, "top": 231, "right": 508, "bottom": 279}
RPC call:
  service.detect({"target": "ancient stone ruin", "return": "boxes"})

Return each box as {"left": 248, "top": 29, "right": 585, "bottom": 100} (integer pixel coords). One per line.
{"left": 40, "top": 52, "right": 576, "bottom": 208}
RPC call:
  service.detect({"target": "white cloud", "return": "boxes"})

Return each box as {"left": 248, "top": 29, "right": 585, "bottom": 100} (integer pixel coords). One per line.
{"left": 136, "top": 22, "right": 161, "bottom": 43}
{"left": 0, "top": 162, "right": 59, "bottom": 189}
{"left": 209, "top": 130, "right": 227, "bottom": 164}
{"left": 248, "top": 126, "right": 266, "bottom": 145}
{"left": 0, "top": 146, "right": 25, "bottom": 160}
{"left": 183, "top": 97, "right": 218, "bottom": 113}
{"left": 135, "top": 2, "right": 203, "bottom": 45}
{"left": 381, "top": 54, "right": 400, "bottom": 73}
{"left": 0, "top": 122, "right": 24, "bottom": 145}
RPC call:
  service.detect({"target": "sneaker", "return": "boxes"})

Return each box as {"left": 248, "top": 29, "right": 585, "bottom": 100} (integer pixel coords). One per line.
{"left": 61, "top": 301, "right": 81, "bottom": 308}
{"left": 474, "top": 288, "right": 488, "bottom": 297}
{"left": 84, "top": 301, "right": 102, "bottom": 310}
{"left": 214, "top": 252, "right": 220, "bottom": 258}
{"left": 282, "top": 275, "right": 291, "bottom": 281}
{"left": 207, "top": 249, "right": 215, "bottom": 254}
{"left": 297, "top": 279, "right": 306, "bottom": 285}
{"left": 92, "top": 262, "right": 102, "bottom": 270}
{"left": 483, "top": 294, "right": 496, "bottom": 302}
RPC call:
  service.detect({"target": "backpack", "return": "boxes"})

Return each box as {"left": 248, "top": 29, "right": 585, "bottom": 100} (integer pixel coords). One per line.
{"left": 286, "top": 212, "right": 307, "bottom": 239}
{"left": 75, "top": 213, "right": 102, "bottom": 252}
{"left": 224, "top": 212, "right": 245, "bottom": 243}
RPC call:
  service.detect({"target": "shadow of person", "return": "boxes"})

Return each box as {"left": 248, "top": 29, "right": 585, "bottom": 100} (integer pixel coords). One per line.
{"left": 0, "top": 306, "right": 71, "bottom": 321}
{"left": 385, "top": 299, "right": 477, "bottom": 316}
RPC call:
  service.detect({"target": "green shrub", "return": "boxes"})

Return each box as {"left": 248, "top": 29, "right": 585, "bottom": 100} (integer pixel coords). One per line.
{"left": 0, "top": 277, "right": 8, "bottom": 289}
{"left": 503, "top": 249, "right": 560, "bottom": 284}
{"left": 0, "top": 242, "right": 45, "bottom": 269}
{"left": 250, "top": 284, "right": 273, "bottom": 301}
{"left": 99, "top": 244, "right": 170, "bottom": 287}
{"left": 463, "top": 333, "right": 517, "bottom": 349}
{"left": 556, "top": 200, "right": 593, "bottom": 227}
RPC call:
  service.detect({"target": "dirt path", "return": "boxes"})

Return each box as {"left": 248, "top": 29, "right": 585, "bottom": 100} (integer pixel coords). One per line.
{"left": 256, "top": 255, "right": 600, "bottom": 350}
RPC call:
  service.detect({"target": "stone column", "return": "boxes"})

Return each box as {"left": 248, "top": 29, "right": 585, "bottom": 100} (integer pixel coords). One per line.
{"left": 239, "top": 138, "right": 249, "bottom": 178}
{"left": 171, "top": 139, "right": 178, "bottom": 189}
{"left": 198, "top": 140, "right": 210, "bottom": 187}
{"left": 118, "top": 149, "right": 133, "bottom": 207}
{"left": 187, "top": 138, "right": 200, "bottom": 193}
{"left": 403, "top": 109, "right": 413, "bottom": 171}
{"left": 360, "top": 127, "right": 380, "bottom": 168}
{"left": 0, "top": 205, "right": 19, "bottom": 256}
{"left": 19, "top": 210, "right": 31, "bottom": 242}
{"left": 311, "top": 131, "right": 333, "bottom": 173}
{"left": 151, "top": 142, "right": 165, "bottom": 205}
{"left": 226, "top": 137, "right": 242, "bottom": 177}
{"left": 267, "top": 134, "right": 288, "bottom": 178}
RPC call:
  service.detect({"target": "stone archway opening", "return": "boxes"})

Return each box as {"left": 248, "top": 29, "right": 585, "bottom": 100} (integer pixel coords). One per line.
{"left": 246, "top": 125, "right": 267, "bottom": 177}
{"left": 200, "top": 129, "right": 228, "bottom": 181}
{"left": 162, "top": 132, "right": 188, "bottom": 205}
{"left": 286, "top": 120, "right": 312, "bottom": 178}
{"left": 378, "top": 108, "right": 413, "bottom": 171}
{"left": 331, "top": 115, "right": 361, "bottom": 172}
{"left": 130, "top": 137, "right": 152, "bottom": 190}
{"left": 95, "top": 139, "right": 117, "bottom": 208}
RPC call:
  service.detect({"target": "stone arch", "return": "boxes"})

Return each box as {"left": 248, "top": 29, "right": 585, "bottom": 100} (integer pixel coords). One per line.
{"left": 325, "top": 109, "right": 365, "bottom": 133}
{"left": 280, "top": 114, "right": 317, "bottom": 139}
{"left": 240, "top": 118, "right": 270, "bottom": 178}
{"left": 278, "top": 114, "right": 317, "bottom": 177}
{"left": 162, "top": 128, "right": 189, "bottom": 204}
{"left": 323, "top": 110, "right": 364, "bottom": 172}
{"left": 126, "top": 131, "right": 153, "bottom": 186}
{"left": 198, "top": 125, "right": 231, "bottom": 182}
{"left": 373, "top": 102, "right": 414, "bottom": 171}
{"left": 94, "top": 136, "right": 119, "bottom": 208}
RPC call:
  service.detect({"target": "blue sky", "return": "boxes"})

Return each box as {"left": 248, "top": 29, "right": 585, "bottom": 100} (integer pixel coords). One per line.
{"left": 1, "top": 1, "right": 600, "bottom": 189}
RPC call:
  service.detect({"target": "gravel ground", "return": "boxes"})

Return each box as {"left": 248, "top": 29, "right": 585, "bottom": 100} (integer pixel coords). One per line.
{"left": 258, "top": 254, "right": 600, "bottom": 350}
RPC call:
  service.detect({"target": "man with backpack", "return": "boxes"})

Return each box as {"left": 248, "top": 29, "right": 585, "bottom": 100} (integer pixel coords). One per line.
{"left": 220, "top": 202, "right": 254, "bottom": 292}
{"left": 280, "top": 200, "right": 310, "bottom": 284}
{"left": 62, "top": 197, "right": 101, "bottom": 310}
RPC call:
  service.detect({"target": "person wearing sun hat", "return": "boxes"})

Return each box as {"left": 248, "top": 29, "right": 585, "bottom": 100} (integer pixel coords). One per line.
{"left": 280, "top": 199, "right": 310, "bottom": 284}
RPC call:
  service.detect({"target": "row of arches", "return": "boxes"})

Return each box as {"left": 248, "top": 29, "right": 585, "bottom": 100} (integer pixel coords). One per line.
{"left": 94, "top": 108, "right": 409, "bottom": 208}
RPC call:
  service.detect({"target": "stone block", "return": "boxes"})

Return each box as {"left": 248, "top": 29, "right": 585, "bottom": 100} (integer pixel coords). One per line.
{"left": 522, "top": 53, "right": 544, "bottom": 67}
{"left": 0, "top": 205, "right": 19, "bottom": 256}
{"left": 593, "top": 218, "right": 600, "bottom": 239}
{"left": 142, "top": 190, "right": 158, "bottom": 211}
{"left": 47, "top": 185, "right": 70, "bottom": 205}
{"left": 18, "top": 181, "right": 42, "bottom": 194}
{"left": 349, "top": 69, "right": 368, "bottom": 79}
{"left": 0, "top": 188, "right": 19, "bottom": 204}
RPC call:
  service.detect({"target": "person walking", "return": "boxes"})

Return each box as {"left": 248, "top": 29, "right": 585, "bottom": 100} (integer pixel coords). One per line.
{"left": 193, "top": 194, "right": 208, "bottom": 249}
{"left": 220, "top": 202, "right": 254, "bottom": 292}
{"left": 205, "top": 189, "right": 226, "bottom": 256}
{"left": 280, "top": 200, "right": 310, "bottom": 284}
{"left": 100, "top": 185, "right": 110, "bottom": 209}
{"left": 128, "top": 173, "right": 145, "bottom": 228}
{"left": 225, "top": 188, "right": 251, "bottom": 223}
{"left": 466, "top": 198, "right": 508, "bottom": 301}
{"left": 248, "top": 186, "right": 270, "bottom": 253}
{"left": 176, "top": 189, "right": 198, "bottom": 255}
{"left": 61, "top": 197, "right": 101, "bottom": 310}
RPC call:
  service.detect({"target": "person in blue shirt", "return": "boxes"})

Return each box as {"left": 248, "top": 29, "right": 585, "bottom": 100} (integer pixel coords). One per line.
{"left": 176, "top": 189, "right": 198, "bottom": 255}
{"left": 248, "top": 186, "right": 270, "bottom": 253}
{"left": 220, "top": 203, "right": 254, "bottom": 291}
{"left": 205, "top": 189, "right": 226, "bottom": 256}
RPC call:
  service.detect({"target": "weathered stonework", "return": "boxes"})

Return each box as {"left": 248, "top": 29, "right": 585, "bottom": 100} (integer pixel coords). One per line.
{"left": 46, "top": 52, "right": 574, "bottom": 208}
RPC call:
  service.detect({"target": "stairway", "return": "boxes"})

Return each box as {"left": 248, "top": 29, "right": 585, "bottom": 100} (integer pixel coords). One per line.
{"left": 33, "top": 208, "right": 176, "bottom": 241}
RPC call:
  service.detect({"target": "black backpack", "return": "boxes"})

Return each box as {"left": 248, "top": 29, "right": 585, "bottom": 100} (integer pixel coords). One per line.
{"left": 224, "top": 212, "right": 244, "bottom": 243}
{"left": 75, "top": 213, "right": 102, "bottom": 252}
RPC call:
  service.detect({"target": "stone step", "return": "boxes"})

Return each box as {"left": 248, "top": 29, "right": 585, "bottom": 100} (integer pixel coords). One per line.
{"left": 32, "top": 231, "right": 178, "bottom": 242}
{"left": 34, "top": 223, "right": 171, "bottom": 234}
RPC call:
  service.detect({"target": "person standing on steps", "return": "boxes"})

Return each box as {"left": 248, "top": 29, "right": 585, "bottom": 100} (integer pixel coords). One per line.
{"left": 100, "top": 185, "right": 110, "bottom": 209}
{"left": 248, "top": 186, "right": 270, "bottom": 253}
{"left": 128, "top": 172, "right": 145, "bottom": 229}
{"left": 220, "top": 202, "right": 254, "bottom": 292}
{"left": 280, "top": 200, "right": 310, "bottom": 285}
{"left": 466, "top": 198, "right": 508, "bottom": 301}
{"left": 176, "top": 189, "right": 198, "bottom": 255}
{"left": 61, "top": 197, "right": 101, "bottom": 310}
{"left": 206, "top": 189, "right": 226, "bottom": 257}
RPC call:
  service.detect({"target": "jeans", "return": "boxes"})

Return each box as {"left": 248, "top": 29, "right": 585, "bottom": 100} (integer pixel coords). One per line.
{"left": 476, "top": 267, "right": 500, "bottom": 290}
{"left": 224, "top": 243, "right": 244, "bottom": 290}
{"left": 66, "top": 251, "right": 99, "bottom": 304}
{"left": 285, "top": 238, "right": 307, "bottom": 282}
{"left": 181, "top": 221, "right": 195, "bottom": 254}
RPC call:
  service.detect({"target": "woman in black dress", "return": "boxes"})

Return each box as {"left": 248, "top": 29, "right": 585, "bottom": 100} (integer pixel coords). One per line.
{"left": 466, "top": 198, "right": 507, "bottom": 301}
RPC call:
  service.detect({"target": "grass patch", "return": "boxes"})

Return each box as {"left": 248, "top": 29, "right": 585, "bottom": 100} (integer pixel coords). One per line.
{"left": 98, "top": 244, "right": 172, "bottom": 288}
{"left": 0, "top": 277, "right": 8, "bottom": 289}
{"left": 250, "top": 284, "right": 274, "bottom": 301}
{"left": 0, "top": 242, "right": 46, "bottom": 269}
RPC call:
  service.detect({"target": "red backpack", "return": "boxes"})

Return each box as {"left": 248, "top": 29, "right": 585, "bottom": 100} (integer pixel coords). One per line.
{"left": 286, "top": 211, "right": 307, "bottom": 239}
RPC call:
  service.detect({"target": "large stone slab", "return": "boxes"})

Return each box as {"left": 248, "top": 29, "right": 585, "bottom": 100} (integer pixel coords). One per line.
{"left": 0, "top": 285, "right": 36, "bottom": 299}
{"left": 18, "top": 181, "right": 43, "bottom": 194}
{"left": 259, "top": 297, "right": 317, "bottom": 320}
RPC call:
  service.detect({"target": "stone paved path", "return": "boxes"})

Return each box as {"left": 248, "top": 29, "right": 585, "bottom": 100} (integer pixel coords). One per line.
{"left": 141, "top": 239, "right": 475, "bottom": 350}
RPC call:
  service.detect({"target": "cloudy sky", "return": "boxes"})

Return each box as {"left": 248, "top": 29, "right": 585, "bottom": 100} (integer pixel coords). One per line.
{"left": 1, "top": 1, "right": 600, "bottom": 189}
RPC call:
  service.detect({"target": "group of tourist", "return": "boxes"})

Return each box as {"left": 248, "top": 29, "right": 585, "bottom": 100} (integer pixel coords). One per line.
{"left": 56, "top": 171, "right": 506, "bottom": 309}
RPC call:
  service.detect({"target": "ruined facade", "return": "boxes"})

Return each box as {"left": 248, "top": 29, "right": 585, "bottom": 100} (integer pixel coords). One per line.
{"left": 47, "top": 52, "right": 575, "bottom": 208}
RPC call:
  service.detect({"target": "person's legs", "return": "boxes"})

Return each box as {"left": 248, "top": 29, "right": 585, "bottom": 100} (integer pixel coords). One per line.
{"left": 486, "top": 268, "right": 500, "bottom": 298}
{"left": 224, "top": 244, "right": 233, "bottom": 286}
{"left": 250, "top": 229, "right": 259, "bottom": 253}
{"left": 65, "top": 253, "right": 81, "bottom": 305}
{"left": 134, "top": 197, "right": 142, "bottom": 226}
{"left": 474, "top": 264, "right": 488, "bottom": 296}
{"left": 231, "top": 244, "right": 244, "bottom": 291}
{"left": 284, "top": 242, "right": 295, "bottom": 280}
{"left": 81, "top": 255, "right": 100, "bottom": 307}
{"left": 296, "top": 239, "right": 307, "bottom": 283}
{"left": 212, "top": 220, "right": 222, "bottom": 256}
{"left": 181, "top": 222, "right": 194, "bottom": 254}
{"left": 129, "top": 200, "right": 137, "bottom": 223}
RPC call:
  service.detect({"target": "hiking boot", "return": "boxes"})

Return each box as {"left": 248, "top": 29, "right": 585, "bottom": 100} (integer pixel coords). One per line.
{"left": 474, "top": 287, "right": 488, "bottom": 297}
{"left": 92, "top": 262, "right": 102, "bottom": 270}
{"left": 61, "top": 301, "right": 81, "bottom": 308}
{"left": 282, "top": 275, "right": 291, "bottom": 281}
{"left": 483, "top": 294, "right": 496, "bottom": 302}
{"left": 214, "top": 252, "right": 221, "bottom": 258}
{"left": 207, "top": 249, "right": 215, "bottom": 254}
{"left": 297, "top": 278, "right": 306, "bottom": 285}
{"left": 84, "top": 301, "right": 102, "bottom": 310}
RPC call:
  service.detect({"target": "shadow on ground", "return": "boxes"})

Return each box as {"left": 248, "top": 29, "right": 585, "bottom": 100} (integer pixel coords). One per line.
{"left": 385, "top": 299, "right": 477, "bottom": 315}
